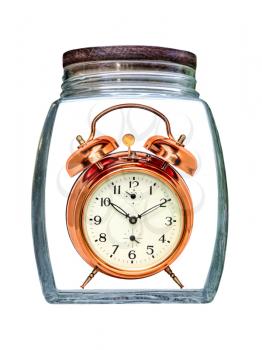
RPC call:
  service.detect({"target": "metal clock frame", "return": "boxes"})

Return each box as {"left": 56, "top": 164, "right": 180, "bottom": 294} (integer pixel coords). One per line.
{"left": 66, "top": 152, "right": 194, "bottom": 280}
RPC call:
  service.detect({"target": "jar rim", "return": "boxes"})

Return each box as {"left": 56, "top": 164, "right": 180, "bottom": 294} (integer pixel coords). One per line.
{"left": 63, "top": 45, "right": 196, "bottom": 70}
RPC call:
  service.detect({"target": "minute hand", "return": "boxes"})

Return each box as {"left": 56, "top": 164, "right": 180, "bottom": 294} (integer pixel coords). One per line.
{"left": 138, "top": 199, "right": 171, "bottom": 218}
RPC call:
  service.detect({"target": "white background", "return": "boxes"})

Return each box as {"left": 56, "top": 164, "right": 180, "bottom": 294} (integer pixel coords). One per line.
{"left": 2, "top": 1, "right": 262, "bottom": 349}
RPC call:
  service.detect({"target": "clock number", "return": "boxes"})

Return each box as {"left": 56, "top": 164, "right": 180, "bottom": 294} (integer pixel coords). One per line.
{"left": 146, "top": 245, "right": 154, "bottom": 255}
{"left": 113, "top": 185, "right": 121, "bottom": 194}
{"left": 149, "top": 183, "right": 156, "bottom": 195}
{"left": 165, "top": 217, "right": 174, "bottom": 226}
{"left": 128, "top": 250, "right": 136, "bottom": 259}
{"left": 112, "top": 245, "right": 119, "bottom": 255}
{"left": 100, "top": 197, "right": 111, "bottom": 207}
{"left": 159, "top": 234, "right": 166, "bottom": 243}
{"left": 160, "top": 198, "right": 168, "bottom": 207}
{"left": 99, "top": 233, "right": 106, "bottom": 242}
{"left": 159, "top": 234, "right": 170, "bottom": 244}
{"left": 93, "top": 215, "right": 102, "bottom": 225}
{"left": 129, "top": 180, "right": 139, "bottom": 188}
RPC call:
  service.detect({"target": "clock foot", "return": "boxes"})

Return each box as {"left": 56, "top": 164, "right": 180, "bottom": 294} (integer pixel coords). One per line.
{"left": 165, "top": 266, "right": 184, "bottom": 288}
{"left": 80, "top": 266, "right": 99, "bottom": 289}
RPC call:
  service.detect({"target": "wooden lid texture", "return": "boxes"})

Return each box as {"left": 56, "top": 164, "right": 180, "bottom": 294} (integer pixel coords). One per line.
{"left": 63, "top": 45, "right": 196, "bottom": 69}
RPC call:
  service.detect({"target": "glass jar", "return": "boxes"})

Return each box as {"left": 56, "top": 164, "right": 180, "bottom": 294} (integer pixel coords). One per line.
{"left": 32, "top": 46, "right": 228, "bottom": 304}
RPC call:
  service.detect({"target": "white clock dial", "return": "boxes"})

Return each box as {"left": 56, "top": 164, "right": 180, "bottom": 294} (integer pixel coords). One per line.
{"left": 83, "top": 170, "right": 183, "bottom": 270}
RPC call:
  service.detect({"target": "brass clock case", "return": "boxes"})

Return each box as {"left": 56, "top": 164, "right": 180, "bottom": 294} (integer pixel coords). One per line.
{"left": 66, "top": 151, "right": 194, "bottom": 280}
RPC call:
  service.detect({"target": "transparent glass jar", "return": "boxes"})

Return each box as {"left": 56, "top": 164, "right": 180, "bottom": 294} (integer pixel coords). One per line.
{"left": 32, "top": 46, "right": 228, "bottom": 304}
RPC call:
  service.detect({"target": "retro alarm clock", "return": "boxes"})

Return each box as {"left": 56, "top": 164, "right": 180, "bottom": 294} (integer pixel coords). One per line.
{"left": 66, "top": 103, "right": 197, "bottom": 289}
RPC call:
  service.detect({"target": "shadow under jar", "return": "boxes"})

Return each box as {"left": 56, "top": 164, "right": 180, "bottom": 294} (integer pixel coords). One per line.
{"left": 32, "top": 45, "right": 228, "bottom": 304}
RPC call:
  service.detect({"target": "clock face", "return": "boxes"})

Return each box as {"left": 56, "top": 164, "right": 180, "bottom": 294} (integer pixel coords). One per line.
{"left": 82, "top": 169, "right": 183, "bottom": 271}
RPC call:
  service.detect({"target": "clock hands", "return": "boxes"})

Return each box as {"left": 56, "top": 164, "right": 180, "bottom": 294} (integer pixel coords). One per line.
{"left": 138, "top": 198, "right": 171, "bottom": 219}
{"left": 125, "top": 191, "right": 136, "bottom": 199}
{"left": 111, "top": 198, "right": 171, "bottom": 222}
{"left": 129, "top": 234, "right": 140, "bottom": 249}
{"left": 129, "top": 235, "right": 140, "bottom": 244}
{"left": 110, "top": 202, "right": 130, "bottom": 218}
{"left": 110, "top": 202, "right": 140, "bottom": 224}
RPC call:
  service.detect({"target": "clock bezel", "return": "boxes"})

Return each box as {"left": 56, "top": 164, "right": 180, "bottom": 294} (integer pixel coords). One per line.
{"left": 66, "top": 151, "right": 194, "bottom": 279}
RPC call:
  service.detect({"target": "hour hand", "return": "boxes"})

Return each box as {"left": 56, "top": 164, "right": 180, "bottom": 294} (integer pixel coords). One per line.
{"left": 110, "top": 202, "right": 130, "bottom": 218}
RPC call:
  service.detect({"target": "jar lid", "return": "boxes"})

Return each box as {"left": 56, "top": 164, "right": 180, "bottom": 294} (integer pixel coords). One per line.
{"left": 63, "top": 45, "right": 196, "bottom": 69}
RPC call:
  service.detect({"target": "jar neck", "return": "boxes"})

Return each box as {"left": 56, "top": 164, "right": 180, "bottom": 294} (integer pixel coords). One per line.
{"left": 61, "top": 60, "right": 199, "bottom": 98}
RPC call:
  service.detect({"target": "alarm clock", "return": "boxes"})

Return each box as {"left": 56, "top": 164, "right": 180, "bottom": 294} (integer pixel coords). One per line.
{"left": 66, "top": 103, "right": 197, "bottom": 289}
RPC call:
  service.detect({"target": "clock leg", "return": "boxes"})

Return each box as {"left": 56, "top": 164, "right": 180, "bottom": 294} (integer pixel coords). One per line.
{"left": 80, "top": 266, "right": 99, "bottom": 289}
{"left": 165, "top": 266, "right": 184, "bottom": 288}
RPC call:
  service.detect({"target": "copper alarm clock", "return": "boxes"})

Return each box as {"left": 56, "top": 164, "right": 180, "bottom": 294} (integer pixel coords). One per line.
{"left": 66, "top": 103, "right": 197, "bottom": 288}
